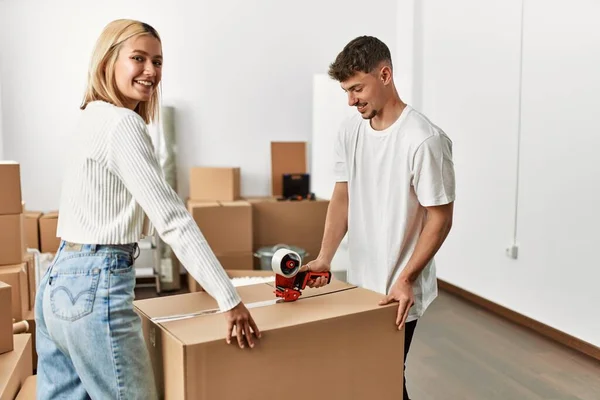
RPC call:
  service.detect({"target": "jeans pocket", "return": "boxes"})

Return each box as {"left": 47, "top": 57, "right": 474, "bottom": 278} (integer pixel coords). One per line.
{"left": 50, "top": 268, "right": 101, "bottom": 322}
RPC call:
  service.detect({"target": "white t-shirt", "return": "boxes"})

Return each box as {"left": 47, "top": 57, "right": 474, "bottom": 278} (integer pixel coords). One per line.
{"left": 334, "top": 105, "right": 455, "bottom": 322}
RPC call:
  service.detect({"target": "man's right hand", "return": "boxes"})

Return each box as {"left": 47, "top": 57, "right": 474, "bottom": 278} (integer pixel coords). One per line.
{"left": 224, "top": 302, "right": 261, "bottom": 349}
{"left": 299, "top": 258, "right": 331, "bottom": 288}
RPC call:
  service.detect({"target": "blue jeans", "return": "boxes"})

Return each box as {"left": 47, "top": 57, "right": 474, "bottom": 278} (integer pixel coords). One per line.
{"left": 35, "top": 241, "right": 158, "bottom": 400}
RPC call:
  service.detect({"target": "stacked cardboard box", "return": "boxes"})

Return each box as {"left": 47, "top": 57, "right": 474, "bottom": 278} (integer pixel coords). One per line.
{"left": 0, "top": 282, "right": 12, "bottom": 355}
{"left": 23, "top": 211, "right": 42, "bottom": 251}
{"left": 186, "top": 144, "right": 329, "bottom": 288}
{"left": 186, "top": 167, "right": 253, "bottom": 291}
{"left": 0, "top": 163, "right": 30, "bottom": 323}
{"left": 38, "top": 211, "right": 60, "bottom": 254}
{"left": 249, "top": 141, "right": 329, "bottom": 267}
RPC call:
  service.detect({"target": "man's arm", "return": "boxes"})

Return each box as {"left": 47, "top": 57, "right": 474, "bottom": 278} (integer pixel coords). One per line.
{"left": 379, "top": 202, "right": 453, "bottom": 329}
{"left": 301, "top": 182, "right": 348, "bottom": 286}
{"left": 398, "top": 202, "right": 453, "bottom": 284}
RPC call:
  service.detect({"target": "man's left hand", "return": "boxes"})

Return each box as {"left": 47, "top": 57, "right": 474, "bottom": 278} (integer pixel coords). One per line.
{"left": 378, "top": 279, "right": 415, "bottom": 330}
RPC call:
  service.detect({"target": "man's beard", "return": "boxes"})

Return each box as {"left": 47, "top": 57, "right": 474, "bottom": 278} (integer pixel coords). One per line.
{"left": 362, "top": 109, "right": 377, "bottom": 119}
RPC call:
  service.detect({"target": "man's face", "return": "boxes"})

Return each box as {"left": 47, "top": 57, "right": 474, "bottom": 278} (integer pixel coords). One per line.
{"left": 340, "top": 69, "right": 385, "bottom": 119}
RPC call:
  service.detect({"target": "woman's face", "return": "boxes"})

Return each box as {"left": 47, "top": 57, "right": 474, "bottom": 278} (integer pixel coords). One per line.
{"left": 114, "top": 34, "right": 162, "bottom": 110}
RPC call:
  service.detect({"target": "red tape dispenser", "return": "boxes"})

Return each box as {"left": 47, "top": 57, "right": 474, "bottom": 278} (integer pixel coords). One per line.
{"left": 271, "top": 248, "right": 332, "bottom": 302}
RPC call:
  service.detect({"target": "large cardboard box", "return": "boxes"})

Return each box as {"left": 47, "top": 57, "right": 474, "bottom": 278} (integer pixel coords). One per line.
{"left": 270, "top": 142, "right": 306, "bottom": 197}
{"left": 135, "top": 278, "right": 404, "bottom": 400}
{"left": 189, "top": 167, "right": 240, "bottom": 201}
{"left": 247, "top": 197, "right": 329, "bottom": 266}
{"left": 187, "top": 200, "right": 252, "bottom": 254}
{"left": 24, "top": 212, "right": 42, "bottom": 251}
{"left": 0, "top": 282, "right": 12, "bottom": 355}
{"left": 15, "top": 375, "right": 36, "bottom": 400}
{"left": 0, "top": 214, "right": 25, "bottom": 266}
{"left": 0, "top": 264, "right": 28, "bottom": 321}
{"left": 39, "top": 212, "right": 60, "bottom": 254}
{"left": 0, "top": 334, "right": 33, "bottom": 400}
{"left": 0, "top": 162, "right": 22, "bottom": 216}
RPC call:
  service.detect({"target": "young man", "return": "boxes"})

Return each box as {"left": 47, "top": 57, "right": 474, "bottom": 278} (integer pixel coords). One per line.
{"left": 302, "top": 36, "right": 455, "bottom": 399}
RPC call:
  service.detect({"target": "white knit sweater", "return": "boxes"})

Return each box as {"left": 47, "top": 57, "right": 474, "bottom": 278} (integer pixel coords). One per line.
{"left": 57, "top": 101, "right": 241, "bottom": 311}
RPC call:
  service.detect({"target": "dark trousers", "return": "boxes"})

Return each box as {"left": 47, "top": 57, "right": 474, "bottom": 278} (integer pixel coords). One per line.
{"left": 403, "top": 319, "right": 418, "bottom": 400}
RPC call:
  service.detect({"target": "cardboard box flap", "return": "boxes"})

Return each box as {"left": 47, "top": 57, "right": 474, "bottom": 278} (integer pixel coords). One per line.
{"left": 187, "top": 200, "right": 219, "bottom": 208}
{"left": 40, "top": 212, "right": 58, "bottom": 219}
{"left": 15, "top": 375, "right": 36, "bottom": 399}
{"left": 219, "top": 200, "right": 249, "bottom": 207}
{"left": 24, "top": 211, "right": 42, "bottom": 219}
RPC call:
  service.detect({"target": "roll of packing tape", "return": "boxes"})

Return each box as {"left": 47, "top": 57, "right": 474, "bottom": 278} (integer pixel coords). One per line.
{"left": 271, "top": 248, "right": 302, "bottom": 278}
{"left": 13, "top": 320, "right": 29, "bottom": 334}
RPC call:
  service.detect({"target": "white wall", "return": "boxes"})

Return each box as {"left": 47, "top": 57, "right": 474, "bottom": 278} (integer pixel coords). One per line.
{"left": 0, "top": 0, "right": 397, "bottom": 212}
{"left": 419, "top": 0, "right": 600, "bottom": 346}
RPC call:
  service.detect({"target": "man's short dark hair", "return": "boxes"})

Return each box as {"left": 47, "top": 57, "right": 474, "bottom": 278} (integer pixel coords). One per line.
{"left": 328, "top": 36, "right": 392, "bottom": 82}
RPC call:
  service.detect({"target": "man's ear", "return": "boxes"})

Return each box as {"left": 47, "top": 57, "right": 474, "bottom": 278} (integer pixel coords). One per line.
{"left": 380, "top": 65, "right": 393, "bottom": 85}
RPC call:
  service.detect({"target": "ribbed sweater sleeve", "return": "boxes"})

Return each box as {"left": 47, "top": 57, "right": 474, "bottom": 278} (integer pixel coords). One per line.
{"left": 106, "top": 114, "right": 241, "bottom": 311}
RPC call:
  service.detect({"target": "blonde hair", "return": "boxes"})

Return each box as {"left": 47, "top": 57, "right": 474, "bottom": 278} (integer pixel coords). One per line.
{"left": 81, "top": 19, "right": 161, "bottom": 124}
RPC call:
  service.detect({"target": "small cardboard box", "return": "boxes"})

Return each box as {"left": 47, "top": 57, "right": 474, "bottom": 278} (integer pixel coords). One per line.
{"left": 247, "top": 197, "right": 329, "bottom": 265}
{"left": 135, "top": 278, "right": 404, "bottom": 400}
{"left": 0, "top": 162, "right": 22, "bottom": 216}
{"left": 19, "top": 310, "right": 36, "bottom": 372}
{"left": 23, "top": 254, "right": 35, "bottom": 311}
{"left": 189, "top": 167, "right": 240, "bottom": 201}
{"left": 0, "top": 264, "right": 28, "bottom": 321}
{"left": 15, "top": 375, "right": 36, "bottom": 399}
{"left": 187, "top": 200, "right": 252, "bottom": 254}
{"left": 270, "top": 142, "right": 307, "bottom": 197}
{"left": 24, "top": 212, "right": 42, "bottom": 251}
{"left": 39, "top": 212, "right": 60, "bottom": 254}
{"left": 0, "top": 334, "right": 33, "bottom": 400}
{"left": 0, "top": 214, "right": 25, "bottom": 266}
{"left": 0, "top": 282, "right": 12, "bottom": 355}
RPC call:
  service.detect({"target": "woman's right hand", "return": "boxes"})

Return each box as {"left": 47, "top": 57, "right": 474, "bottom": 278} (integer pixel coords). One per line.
{"left": 224, "top": 302, "right": 261, "bottom": 349}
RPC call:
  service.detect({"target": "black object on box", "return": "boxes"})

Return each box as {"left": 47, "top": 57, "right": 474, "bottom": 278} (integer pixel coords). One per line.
{"left": 281, "top": 173, "right": 314, "bottom": 200}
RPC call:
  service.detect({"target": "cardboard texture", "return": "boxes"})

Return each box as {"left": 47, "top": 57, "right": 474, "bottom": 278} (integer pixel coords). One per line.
{"left": 0, "top": 265, "right": 28, "bottom": 321}
{"left": 39, "top": 212, "right": 60, "bottom": 254}
{"left": 24, "top": 212, "right": 42, "bottom": 251}
{"left": 247, "top": 197, "right": 329, "bottom": 266}
{"left": 270, "top": 142, "right": 307, "bottom": 197}
{"left": 0, "top": 163, "right": 22, "bottom": 216}
{"left": 189, "top": 167, "right": 240, "bottom": 201}
{"left": 135, "top": 278, "right": 404, "bottom": 400}
{"left": 15, "top": 375, "right": 35, "bottom": 400}
{"left": 0, "top": 334, "right": 32, "bottom": 400}
{"left": 0, "top": 214, "right": 25, "bottom": 266}
{"left": 0, "top": 282, "right": 12, "bottom": 355}
{"left": 22, "top": 255, "right": 35, "bottom": 311}
{"left": 187, "top": 200, "right": 252, "bottom": 254}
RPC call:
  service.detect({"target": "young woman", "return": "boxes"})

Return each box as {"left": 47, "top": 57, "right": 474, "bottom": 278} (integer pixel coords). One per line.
{"left": 34, "top": 19, "right": 260, "bottom": 399}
